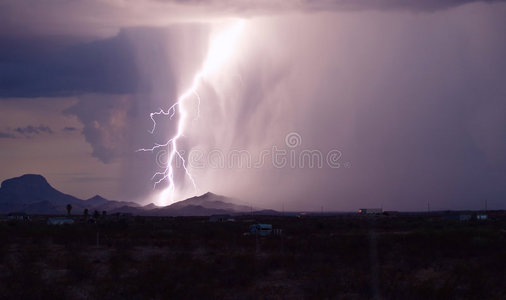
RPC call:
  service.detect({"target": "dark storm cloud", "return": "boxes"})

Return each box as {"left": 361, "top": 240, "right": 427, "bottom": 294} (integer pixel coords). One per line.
{"left": 299, "top": 0, "right": 505, "bottom": 12}
{"left": 0, "top": 0, "right": 502, "bottom": 99}
{"left": 0, "top": 0, "right": 503, "bottom": 39}
{"left": 0, "top": 31, "right": 139, "bottom": 98}
{"left": 4, "top": 125, "right": 54, "bottom": 137}
{"left": 0, "top": 125, "right": 53, "bottom": 139}
{"left": 14, "top": 125, "right": 53, "bottom": 135}
{"left": 0, "top": 132, "right": 16, "bottom": 139}
{"left": 162, "top": 0, "right": 506, "bottom": 13}
{"left": 58, "top": 25, "right": 206, "bottom": 165}
{"left": 63, "top": 126, "right": 78, "bottom": 132}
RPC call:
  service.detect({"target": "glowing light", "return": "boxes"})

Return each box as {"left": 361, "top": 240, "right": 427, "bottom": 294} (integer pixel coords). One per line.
{"left": 202, "top": 20, "right": 245, "bottom": 76}
{"left": 139, "top": 19, "right": 245, "bottom": 206}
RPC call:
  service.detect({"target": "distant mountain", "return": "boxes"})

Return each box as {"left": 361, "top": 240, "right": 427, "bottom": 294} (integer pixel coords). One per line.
{"left": 85, "top": 195, "right": 141, "bottom": 212}
{"left": 85, "top": 195, "right": 109, "bottom": 206}
{"left": 107, "top": 202, "right": 159, "bottom": 215}
{"left": 0, "top": 174, "right": 82, "bottom": 206}
{"left": 166, "top": 192, "right": 251, "bottom": 212}
{"left": 0, "top": 174, "right": 263, "bottom": 216}
{"left": 142, "top": 203, "right": 159, "bottom": 210}
{"left": 93, "top": 200, "right": 141, "bottom": 212}
{"left": 0, "top": 174, "right": 83, "bottom": 213}
{"left": 23, "top": 201, "right": 59, "bottom": 214}
{"left": 0, "top": 174, "right": 137, "bottom": 214}
{"left": 144, "top": 192, "right": 253, "bottom": 216}
{"left": 251, "top": 209, "right": 280, "bottom": 215}
{"left": 106, "top": 192, "right": 256, "bottom": 216}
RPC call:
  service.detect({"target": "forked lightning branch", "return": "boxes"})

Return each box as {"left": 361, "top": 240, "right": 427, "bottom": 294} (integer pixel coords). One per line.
{"left": 137, "top": 20, "right": 245, "bottom": 205}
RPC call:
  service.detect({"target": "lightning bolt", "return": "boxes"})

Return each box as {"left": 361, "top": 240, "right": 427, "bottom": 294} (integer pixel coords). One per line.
{"left": 138, "top": 20, "right": 245, "bottom": 205}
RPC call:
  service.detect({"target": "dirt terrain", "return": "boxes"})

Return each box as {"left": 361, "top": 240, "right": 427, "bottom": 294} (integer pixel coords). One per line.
{"left": 0, "top": 212, "right": 505, "bottom": 299}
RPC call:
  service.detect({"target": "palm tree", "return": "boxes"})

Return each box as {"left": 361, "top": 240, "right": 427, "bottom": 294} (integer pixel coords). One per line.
{"left": 66, "top": 204, "right": 72, "bottom": 216}
{"left": 84, "top": 208, "right": 89, "bottom": 219}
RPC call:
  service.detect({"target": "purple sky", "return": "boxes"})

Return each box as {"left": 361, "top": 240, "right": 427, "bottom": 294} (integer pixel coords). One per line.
{"left": 0, "top": 0, "right": 505, "bottom": 211}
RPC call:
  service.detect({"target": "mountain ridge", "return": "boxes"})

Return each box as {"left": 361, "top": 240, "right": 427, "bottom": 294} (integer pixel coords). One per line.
{"left": 0, "top": 174, "right": 257, "bottom": 216}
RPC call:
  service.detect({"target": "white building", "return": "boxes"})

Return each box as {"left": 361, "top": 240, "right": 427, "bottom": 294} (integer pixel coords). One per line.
{"left": 476, "top": 214, "right": 488, "bottom": 220}
{"left": 250, "top": 224, "right": 273, "bottom": 236}
{"left": 7, "top": 212, "right": 30, "bottom": 221}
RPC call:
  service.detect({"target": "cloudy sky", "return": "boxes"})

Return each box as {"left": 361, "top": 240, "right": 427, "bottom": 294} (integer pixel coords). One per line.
{"left": 0, "top": 0, "right": 505, "bottom": 211}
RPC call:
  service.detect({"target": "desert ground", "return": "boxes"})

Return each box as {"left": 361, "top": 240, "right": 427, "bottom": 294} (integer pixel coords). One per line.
{"left": 1, "top": 212, "right": 505, "bottom": 299}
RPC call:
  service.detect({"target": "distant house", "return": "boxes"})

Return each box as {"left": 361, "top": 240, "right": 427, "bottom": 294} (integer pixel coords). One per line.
{"left": 250, "top": 224, "right": 273, "bottom": 236}
{"left": 358, "top": 208, "right": 382, "bottom": 215}
{"left": 47, "top": 217, "right": 74, "bottom": 225}
{"left": 7, "top": 212, "right": 30, "bottom": 221}
{"left": 476, "top": 214, "right": 488, "bottom": 220}
{"left": 209, "top": 214, "right": 233, "bottom": 222}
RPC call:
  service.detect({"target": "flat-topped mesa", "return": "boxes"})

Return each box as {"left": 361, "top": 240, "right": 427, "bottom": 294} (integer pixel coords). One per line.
{"left": 1, "top": 174, "right": 51, "bottom": 190}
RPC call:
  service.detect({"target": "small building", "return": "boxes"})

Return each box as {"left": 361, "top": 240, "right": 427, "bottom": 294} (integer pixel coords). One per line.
{"left": 358, "top": 208, "right": 382, "bottom": 215}
{"left": 209, "top": 214, "right": 233, "bottom": 222}
{"left": 7, "top": 212, "right": 30, "bottom": 221}
{"left": 476, "top": 214, "right": 488, "bottom": 220}
{"left": 47, "top": 217, "right": 74, "bottom": 225}
{"left": 250, "top": 224, "right": 273, "bottom": 236}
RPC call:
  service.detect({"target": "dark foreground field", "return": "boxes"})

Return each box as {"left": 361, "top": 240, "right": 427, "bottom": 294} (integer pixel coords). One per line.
{"left": 1, "top": 212, "right": 505, "bottom": 299}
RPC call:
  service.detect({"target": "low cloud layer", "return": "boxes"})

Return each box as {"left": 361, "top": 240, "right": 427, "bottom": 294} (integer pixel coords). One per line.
{"left": 0, "top": 0, "right": 503, "bottom": 38}
{"left": 63, "top": 126, "right": 78, "bottom": 132}
{"left": 0, "top": 132, "right": 16, "bottom": 139}
{"left": 0, "top": 125, "right": 54, "bottom": 138}
{"left": 14, "top": 125, "right": 53, "bottom": 136}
